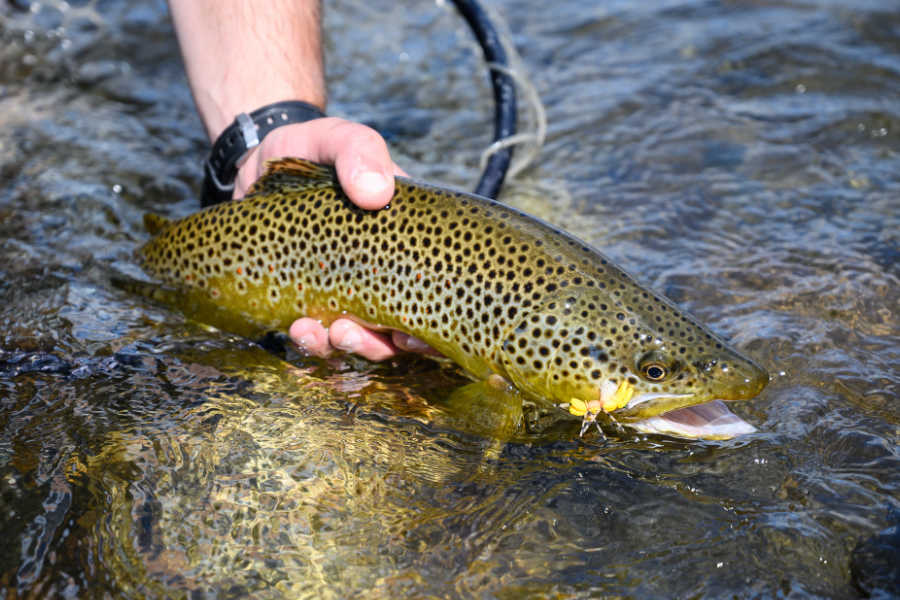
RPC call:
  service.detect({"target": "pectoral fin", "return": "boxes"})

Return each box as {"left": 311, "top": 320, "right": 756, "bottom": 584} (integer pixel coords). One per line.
{"left": 438, "top": 377, "right": 523, "bottom": 440}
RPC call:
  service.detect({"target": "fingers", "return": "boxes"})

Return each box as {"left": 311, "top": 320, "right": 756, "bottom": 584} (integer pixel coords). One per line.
{"left": 235, "top": 118, "right": 407, "bottom": 210}
{"left": 327, "top": 319, "right": 399, "bottom": 361}
{"left": 288, "top": 318, "right": 441, "bottom": 362}
{"left": 392, "top": 331, "right": 443, "bottom": 357}
{"left": 289, "top": 317, "right": 401, "bottom": 362}
{"left": 288, "top": 318, "right": 333, "bottom": 357}
{"left": 325, "top": 122, "right": 396, "bottom": 210}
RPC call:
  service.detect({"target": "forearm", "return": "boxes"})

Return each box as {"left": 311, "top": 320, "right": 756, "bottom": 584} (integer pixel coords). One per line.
{"left": 168, "top": 0, "right": 326, "bottom": 141}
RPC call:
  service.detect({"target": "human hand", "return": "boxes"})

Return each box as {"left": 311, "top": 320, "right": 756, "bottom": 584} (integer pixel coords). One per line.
{"left": 234, "top": 117, "right": 404, "bottom": 208}
{"left": 235, "top": 117, "right": 436, "bottom": 361}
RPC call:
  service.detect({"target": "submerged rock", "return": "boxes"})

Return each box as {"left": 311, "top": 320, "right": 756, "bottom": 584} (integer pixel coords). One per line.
{"left": 850, "top": 510, "right": 900, "bottom": 598}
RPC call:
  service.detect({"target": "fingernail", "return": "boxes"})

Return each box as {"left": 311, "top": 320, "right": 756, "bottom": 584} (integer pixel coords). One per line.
{"left": 353, "top": 169, "right": 388, "bottom": 193}
{"left": 335, "top": 329, "right": 361, "bottom": 353}
{"left": 398, "top": 334, "right": 430, "bottom": 353}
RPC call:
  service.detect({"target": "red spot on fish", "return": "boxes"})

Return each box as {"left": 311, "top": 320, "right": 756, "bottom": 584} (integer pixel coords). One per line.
{"left": 297, "top": 283, "right": 303, "bottom": 291}
{"left": 268, "top": 265, "right": 274, "bottom": 273}
{"left": 416, "top": 273, "right": 422, "bottom": 281}
{"left": 236, "top": 267, "right": 243, "bottom": 275}
{"left": 319, "top": 261, "right": 325, "bottom": 270}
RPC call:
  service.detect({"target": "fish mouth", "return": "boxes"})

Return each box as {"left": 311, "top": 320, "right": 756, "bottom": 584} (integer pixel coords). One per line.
{"left": 619, "top": 390, "right": 757, "bottom": 440}
{"left": 564, "top": 384, "right": 757, "bottom": 440}
{"left": 629, "top": 400, "right": 756, "bottom": 440}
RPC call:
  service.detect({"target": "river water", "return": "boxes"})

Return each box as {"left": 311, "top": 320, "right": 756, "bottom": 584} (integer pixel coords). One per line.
{"left": 1, "top": 0, "right": 898, "bottom": 598}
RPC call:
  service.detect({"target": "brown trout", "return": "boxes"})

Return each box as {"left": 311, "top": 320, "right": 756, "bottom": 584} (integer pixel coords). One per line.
{"left": 138, "top": 158, "right": 767, "bottom": 439}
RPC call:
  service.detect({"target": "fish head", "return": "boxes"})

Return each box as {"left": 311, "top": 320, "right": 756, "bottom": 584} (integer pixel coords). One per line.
{"left": 498, "top": 285, "right": 768, "bottom": 439}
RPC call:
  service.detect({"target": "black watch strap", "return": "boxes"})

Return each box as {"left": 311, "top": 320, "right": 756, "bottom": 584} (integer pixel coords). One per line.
{"left": 201, "top": 100, "right": 326, "bottom": 207}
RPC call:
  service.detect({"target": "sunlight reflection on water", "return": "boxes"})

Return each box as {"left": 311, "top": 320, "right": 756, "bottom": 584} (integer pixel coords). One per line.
{"left": 0, "top": 0, "right": 898, "bottom": 597}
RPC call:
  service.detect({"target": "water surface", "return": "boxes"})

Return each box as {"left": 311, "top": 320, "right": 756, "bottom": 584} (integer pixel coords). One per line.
{"left": 1, "top": 0, "right": 898, "bottom": 597}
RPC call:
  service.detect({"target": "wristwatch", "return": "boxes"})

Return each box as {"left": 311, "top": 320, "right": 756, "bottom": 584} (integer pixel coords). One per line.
{"left": 201, "top": 100, "right": 326, "bottom": 207}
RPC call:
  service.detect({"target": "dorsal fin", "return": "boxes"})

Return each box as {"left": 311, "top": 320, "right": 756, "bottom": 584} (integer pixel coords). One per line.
{"left": 263, "top": 157, "right": 335, "bottom": 180}
{"left": 143, "top": 213, "right": 173, "bottom": 236}
{"left": 246, "top": 158, "right": 337, "bottom": 195}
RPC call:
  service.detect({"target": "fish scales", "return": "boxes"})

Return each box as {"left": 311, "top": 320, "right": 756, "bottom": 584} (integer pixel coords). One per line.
{"left": 139, "top": 158, "right": 766, "bottom": 431}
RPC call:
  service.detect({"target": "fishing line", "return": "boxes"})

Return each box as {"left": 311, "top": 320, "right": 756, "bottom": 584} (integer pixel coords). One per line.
{"left": 478, "top": 61, "right": 546, "bottom": 182}
{"left": 449, "top": 0, "right": 518, "bottom": 199}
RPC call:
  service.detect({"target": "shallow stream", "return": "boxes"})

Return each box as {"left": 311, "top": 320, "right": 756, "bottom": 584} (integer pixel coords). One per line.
{"left": 1, "top": 0, "right": 898, "bottom": 597}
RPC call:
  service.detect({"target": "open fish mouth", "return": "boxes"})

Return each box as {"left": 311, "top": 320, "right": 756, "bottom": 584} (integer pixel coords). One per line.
{"left": 630, "top": 400, "right": 756, "bottom": 440}
{"left": 565, "top": 383, "right": 757, "bottom": 440}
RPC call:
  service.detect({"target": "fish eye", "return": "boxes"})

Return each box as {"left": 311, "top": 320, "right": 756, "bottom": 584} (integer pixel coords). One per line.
{"left": 637, "top": 352, "right": 675, "bottom": 382}
{"left": 642, "top": 363, "right": 668, "bottom": 381}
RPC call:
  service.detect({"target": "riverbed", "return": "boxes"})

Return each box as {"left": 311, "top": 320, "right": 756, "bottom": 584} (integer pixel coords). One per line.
{"left": 1, "top": 0, "right": 898, "bottom": 597}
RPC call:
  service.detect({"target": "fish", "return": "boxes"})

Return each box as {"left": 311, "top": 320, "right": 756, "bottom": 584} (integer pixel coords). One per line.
{"left": 137, "top": 158, "right": 768, "bottom": 439}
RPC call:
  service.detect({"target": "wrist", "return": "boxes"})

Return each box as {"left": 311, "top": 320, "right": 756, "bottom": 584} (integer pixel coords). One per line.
{"left": 202, "top": 100, "right": 326, "bottom": 207}
{"left": 200, "top": 89, "right": 326, "bottom": 143}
